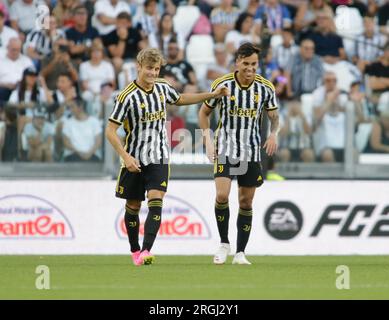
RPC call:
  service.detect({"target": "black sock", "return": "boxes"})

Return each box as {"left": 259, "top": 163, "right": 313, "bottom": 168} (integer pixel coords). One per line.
{"left": 215, "top": 201, "right": 230, "bottom": 244}
{"left": 237, "top": 208, "right": 253, "bottom": 253}
{"left": 142, "top": 198, "right": 163, "bottom": 252}
{"left": 124, "top": 205, "right": 140, "bottom": 253}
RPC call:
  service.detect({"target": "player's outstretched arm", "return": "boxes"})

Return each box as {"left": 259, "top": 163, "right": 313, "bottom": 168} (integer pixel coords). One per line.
{"left": 198, "top": 104, "right": 216, "bottom": 162}
{"left": 263, "top": 109, "right": 280, "bottom": 156}
{"left": 176, "top": 86, "right": 229, "bottom": 106}
{"left": 105, "top": 121, "right": 141, "bottom": 172}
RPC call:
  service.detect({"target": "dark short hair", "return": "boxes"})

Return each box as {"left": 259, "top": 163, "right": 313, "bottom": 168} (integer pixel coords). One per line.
{"left": 144, "top": 0, "right": 157, "bottom": 7}
{"left": 234, "top": 12, "right": 253, "bottom": 32}
{"left": 58, "top": 72, "right": 72, "bottom": 80}
{"left": 117, "top": 11, "right": 131, "bottom": 21}
{"left": 235, "top": 42, "right": 261, "bottom": 60}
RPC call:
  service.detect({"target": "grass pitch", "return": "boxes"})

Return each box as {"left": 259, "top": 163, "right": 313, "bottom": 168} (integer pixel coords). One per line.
{"left": 1, "top": 255, "right": 389, "bottom": 299}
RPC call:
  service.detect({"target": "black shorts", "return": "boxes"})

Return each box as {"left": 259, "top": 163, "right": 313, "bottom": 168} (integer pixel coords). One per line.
{"left": 214, "top": 157, "right": 264, "bottom": 188}
{"left": 115, "top": 163, "right": 169, "bottom": 201}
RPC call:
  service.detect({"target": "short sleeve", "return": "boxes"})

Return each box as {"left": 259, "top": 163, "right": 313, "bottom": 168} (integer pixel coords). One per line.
{"left": 164, "top": 82, "right": 181, "bottom": 105}
{"left": 204, "top": 80, "right": 221, "bottom": 109}
{"left": 109, "top": 88, "right": 132, "bottom": 125}
{"left": 265, "top": 84, "right": 278, "bottom": 111}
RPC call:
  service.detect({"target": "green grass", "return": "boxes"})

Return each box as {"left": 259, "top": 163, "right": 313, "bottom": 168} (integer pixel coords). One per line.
{"left": 1, "top": 255, "right": 389, "bottom": 299}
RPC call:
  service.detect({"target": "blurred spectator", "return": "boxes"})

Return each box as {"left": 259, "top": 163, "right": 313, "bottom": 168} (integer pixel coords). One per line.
{"left": 210, "top": 0, "right": 241, "bottom": 43}
{"left": 365, "top": 42, "right": 389, "bottom": 104}
{"left": 50, "top": 72, "right": 79, "bottom": 121}
{"left": 23, "top": 107, "right": 54, "bottom": 161}
{"left": 24, "top": 16, "right": 66, "bottom": 62}
{"left": 206, "top": 43, "right": 231, "bottom": 88}
{"left": 157, "top": 12, "right": 185, "bottom": 59}
{"left": 50, "top": 72, "right": 79, "bottom": 159}
{"left": 62, "top": 99, "right": 102, "bottom": 162}
{"left": 0, "top": 8, "right": 18, "bottom": 49}
{"left": 313, "top": 71, "right": 349, "bottom": 162}
{"left": 103, "top": 12, "right": 145, "bottom": 73}
{"left": 364, "top": 108, "right": 389, "bottom": 153}
{"left": 163, "top": 38, "right": 198, "bottom": 91}
{"left": 80, "top": 39, "right": 115, "bottom": 99}
{"left": 353, "top": 16, "right": 387, "bottom": 71}
{"left": 66, "top": 4, "right": 100, "bottom": 64}
{"left": 285, "top": 39, "right": 324, "bottom": 97}
{"left": 0, "top": 38, "right": 34, "bottom": 102}
{"left": 135, "top": 0, "right": 159, "bottom": 43}
{"left": 254, "top": 0, "right": 292, "bottom": 36}
{"left": 274, "top": 27, "right": 299, "bottom": 70}
{"left": 92, "top": 0, "right": 131, "bottom": 36}
{"left": 53, "top": 0, "right": 79, "bottom": 28}
{"left": 9, "top": 0, "right": 43, "bottom": 35}
{"left": 294, "top": 0, "right": 334, "bottom": 33}
{"left": 225, "top": 12, "right": 259, "bottom": 56}
{"left": 168, "top": 105, "right": 187, "bottom": 150}
{"left": 86, "top": 81, "right": 115, "bottom": 120}
{"left": 177, "top": 81, "right": 201, "bottom": 149}
{"left": 41, "top": 39, "right": 79, "bottom": 90}
{"left": 307, "top": 11, "right": 346, "bottom": 64}
{"left": 1, "top": 107, "right": 18, "bottom": 161}
{"left": 278, "top": 100, "right": 315, "bottom": 162}
{"left": 259, "top": 47, "right": 281, "bottom": 82}
{"left": 349, "top": 80, "right": 375, "bottom": 123}
{"left": 8, "top": 68, "right": 52, "bottom": 148}
{"left": 378, "top": 0, "right": 389, "bottom": 36}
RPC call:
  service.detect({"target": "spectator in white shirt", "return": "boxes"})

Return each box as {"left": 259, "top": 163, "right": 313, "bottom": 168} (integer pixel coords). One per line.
{"left": 0, "top": 8, "right": 18, "bottom": 49}
{"left": 9, "top": 0, "right": 43, "bottom": 34}
{"left": 80, "top": 39, "right": 115, "bottom": 99}
{"left": 312, "top": 72, "right": 349, "bottom": 162}
{"left": 0, "top": 37, "right": 34, "bottom": 102}
{"left": 62, "top": 99, "right": 102, "bottom": 162}
{"left": 225, "top": 12, "right": 259, "bottom": 57}
{"left": 92, "top": 0, "right": 131, "bottom": 35}
{"left": 23, "top": 107, "right": 54, "bottom": 162}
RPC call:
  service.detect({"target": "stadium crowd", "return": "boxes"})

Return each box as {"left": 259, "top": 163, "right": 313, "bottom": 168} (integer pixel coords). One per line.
{"left": 0, "top": 0, "right": 388, "bottom": 163}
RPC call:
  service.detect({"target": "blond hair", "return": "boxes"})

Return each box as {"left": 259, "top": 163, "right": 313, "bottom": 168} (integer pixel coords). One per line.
{"left": 136, "top": 48, "right": 166, "bottom": 66}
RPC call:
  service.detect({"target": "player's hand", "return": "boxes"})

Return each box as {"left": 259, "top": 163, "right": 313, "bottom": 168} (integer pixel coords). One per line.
{"left": 205, "top": 142, "right": 216, "bottom": 163}
{"left": 212, "top": 86, "right": 230, "bottom": 99}
{"left": 124, "top": 154, "right": 141, "bottom": 173}
{"left": 263, "top": 133, "right": 278, "bottom": 156}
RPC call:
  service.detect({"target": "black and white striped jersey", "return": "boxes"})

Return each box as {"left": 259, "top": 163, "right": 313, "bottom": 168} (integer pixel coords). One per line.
{"left": 205, "top": 72, "right": 278, "bottom": 162}
{"left": 24, "top": 28, "right": 65, "bottom": 57}
{"left": 109, "top": 79, "right": 181, "bottom": 165}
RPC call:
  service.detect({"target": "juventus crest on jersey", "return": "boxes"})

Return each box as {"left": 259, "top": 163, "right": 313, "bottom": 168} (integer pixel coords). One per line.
{"left": 109, "top": 79, "right": 181, "bottom": 165}
{"left": 205, "top": 72, "right": 278, "bottom": 162}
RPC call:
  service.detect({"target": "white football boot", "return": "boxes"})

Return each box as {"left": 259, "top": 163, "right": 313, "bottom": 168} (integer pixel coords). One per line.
{"left": 213, "top": 243, "right": 231, "bottom": 264}
{"left": 232, "top": 252, "right": 252, "bottom": 265}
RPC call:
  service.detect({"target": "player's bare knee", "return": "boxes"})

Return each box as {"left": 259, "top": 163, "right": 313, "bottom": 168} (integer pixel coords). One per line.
{"left": 239, "top": 195, "right": 253, "bottom": 209}
{"left": 147, "top": 190, "right": 165, "bottom": 200}
{"left": 216, "top": 193, "right": 229, "bottom": 204}
{"left": 126, "top": 200, "right": 141, "bottom": 211}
